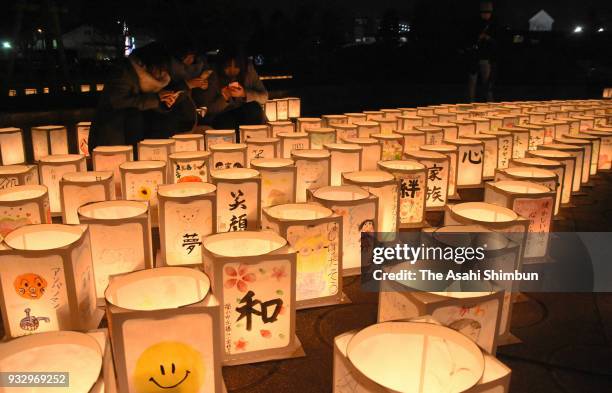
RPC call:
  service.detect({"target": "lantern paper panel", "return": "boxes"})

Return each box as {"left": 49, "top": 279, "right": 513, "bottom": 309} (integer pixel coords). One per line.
{"left": 482, "top": 130, "right": 514, "bottom": 169}
{"left": 323, "top": 115, "right": 349, "bottom": 127}
{"left": 39, "top": 154, "right": 87, "bottom": 215}
{"left": 0, "top": 185, "right": 50, "bottom": 238}
{"left": 536, "top": 146, "right": 582, "bottom": 192}
{"left": 31, "top": 125, "right": 69, "bottom": 161}
{"left": 307, "top": 127, "right": 337, "bottom": 149}
{"left": 297, "top": 118, "right": 323, "bottom": 133}
{"left": 326, "top": 144, "right": 362, "bottom": 186}
{"left": 212, "top": 168, "right": 261, "bottom": 232}
{"left": 251, "top": 158, "right": 297, "bottom": 208}
{"left": 583, "top": 130, "right": 612, "bottom": 170}
{"left": 510, "top": 157, "right": 566, "bottom": 212}
{"left": 288, "top": 97, "right": 301, "bottom": 118}
{"left": 405, "top": 152, "right": 450, "bottom": 209}
{"left": 292, "top": 150, "right": 331, "bottom": 202}
{"left": 345, "top": 113, "right": 367, "bottom": 124}
{"left": 269, "top": 121, "right": 295, "bottom": 137}
{"left": 420, "top": 144, "right": 459, "bottom": 199}
{"left": 265, "top": 100, "right": 278, "bottom": 121}
{"left": 77, "top": 121, "right": 91, "bottom": 156}
{"left": 171, "top": 133, "right": 205, "bottom": 152}
{"left": 554, "top": 137, "right": 592, "bottom": 184}
{"left": 276, "top": 99, "right": 289, "bottom": 120}
{"left": 372, "top": 134, "right": 404, "bottom": 161}
{"left": 60, "top": 171, "right": 115, "bottom": 224}
{"left": 465, "top": 135, "right": 498, "bottom": 179}
{"left": 210, "top": 143, "right": 247, "bottom": 170}
{"left": 246, "top": 137, "right": 280, "bottom": 165}
{"left": 279, "top": 132, "right": 309, "bottom": 158}
{"left": 240, "top": 125, "right": 270, "bottom": 142}
{"left": 355, "top": 121, "right": 381, "bottom": 138}
{"left": 397, "top": 115, "right": 423, "bottom": 131}
{"left": 415, "top": 126, "right": 444, "bottom": 145}
{"left": 0, "top": 165, "right": 39, "bottom": 190}
{"left": 169, "top": 151, "right": 210, "bottom": 184}
{"left": 503, "top": 127, "right": 529, "bottom": 159}
{"left": 571, "top": 134, "right": 601, "bottom": 175}
{"left": 342, "top": 138, "right": 382, "bottom": 171}
{"left": 396, "top": 130, "right": 425, "bottom": 153}
{"left": 374, "top": 118, "right": 398, "bottom": 134}
{"left": 137, "top": 139, "right": 175, "bottom": 163}
{"left": 363, "top": 111, "right": 385, "bottom": 121}
{"left": 526, "top": 150, "right": 575, "bottom": 203}
{"left": 92, "top": 145, "right": 133, "bottom": 198}
{"left": 451, "top": 120, "right": 476, "bottom": 136}
{"left": 0, "top": 127, "right": 26, "bottom": 165}
{"left": 447, "top": 139, "right": 484, "bottom": 187}
{"left": 332, "top": 124, "right": 358, "bottom": 141}
{"left": 378, "top": 161, "right": 427, "bottom": 226}
{"left": 205, "top": 129, "right": 236, "bottom": 150}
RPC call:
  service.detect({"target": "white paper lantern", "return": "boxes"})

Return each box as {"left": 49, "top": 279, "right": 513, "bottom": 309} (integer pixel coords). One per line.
{"left": 288, "top": 97, "right": 301, "bottom": 118}
{"left": 120, "top": 160, "right": 166, "bottom": 226}
{"left": 0, "top": 127, "right": 26, "bottom": 165}
{"left": 265, "top": 100, "right": 278, "bottom": 121}
{"left": 554, "top": 137, "right": 593, "bottom": 184}
{"left": 240, "top": 125, "right": 270, "bottom": 142}
{"left": 245, "top": 137, "right": 280, "bottom": 165}
{"left": 0, "top": 185, "right": 50, "bottom": 237}
{"left": 323, "top": 115, "right": 349, "bottom": 127}
{"left": 331, "top": 124, "right": 358, "bottom": 141}
{"left": 397, "top": 115, "right": 423, "bottom": 131}
{"left": 421, "top": 144, "right": 459, "bottom": 199}
{"left": 205, "top": 129, "right": 236, "bottom": 149}
{"left": 168, "top": 150, "right": 211, "bottom": 184}
{"left": 171, "top": 133, "right": 205, "bottom": 152}
{"left": 415, "top": 126, "right": 444, "bottom": 145}
{"left": 325, "top": 143, "right": 362, "bottom": 186}
{"left": 0, "top": 164, "right": 39, "bottom": 190}
{"left": 396, "top": 129, "right": 425, "bottom": 153}
{"left": 342, "top": 137, "right": 382, "bottom": 171}
{"left": 75, "top": 121, "right": 91, "bottom": 156}
{"left": 398, "top": 107, "right": 418, "bottom": 116}
{"left": 381, "top": 108, "right": 402, "bottom": 120}
{"left": 137, "top": 139, "right": 175, "bottom": 162}
{"left": 444, "top": 139, "right": 484, "bottom": 187}
{"left": 297, "top": 117, "right": 323, "bottom": 132}
{"left": 39, "top": 154, "right": 87, "bottom": 215}
{"left": 276, "top": 98, "right": 289, "bottom": 120}
{"left": 582, "top": 129, "right": 612, "bottom": 170}
{"left": 363, "top": 111, "right": 384, "bottom": 121}
{"left": 527, "top": 149, "right": 577, "bottom": 199}
{"left": 211, "top": 168, "right": 261, "bottom": 232}
{"left": 306, "top": 127, "right": 337, "bottom": 149}
{"left": 60, "top": 171, "right": 115, "bottom": 224}
{"left": 377, "top": 161, "right": 427, "bottom": 227}
{"left": 568, "top": 133, "right": 601, "bottom": 175}
{"left": 354, "top": 121, "right": 381, "bottom": 138}
{"left": 464, "top": 134, "right": 498, "bottom": 179}
{"left": 92, "top": 145, "right": 133, "bottom": 198}
{"left": 31, "top": 125, "right": 69, "bottom": 161}
{"left": 278, "top": 132, "right": 309, "bottom": 158}
{"left": 251, "top": 158, "right": 296, "bottom": 208}
{"left": 510, "top": 157, "right": 567, "bottom": 210}
{"left": 373, "top": 118, "right": 398, "bottom": 134}
{"left": 480, "top": 129, "right": 514, "bottom": 169}
{"left": 429, "top": 121, "right": 459, "bottom": 140}
{"left": 210, "top": 143, "right": 247, "bottom": 170}
{"left": 404, "top": 150, "right": 450, "bottom": 209}
{"left": 371, "top": 133, "right": 404, "bottom": 161}
{"left": 344, "top": 112, "right": 367, "bottom": 124}
{"left": 268, "top": 121, "right": 295, "bottom": 137}
{"left": 292, "top": 149, "right": 331, "bottom": 202}
{"left": 450, "top": 119, "right": 476, "bottom": 136}
{"left": 539, "top": 143, "right": 584, "bottom": 188}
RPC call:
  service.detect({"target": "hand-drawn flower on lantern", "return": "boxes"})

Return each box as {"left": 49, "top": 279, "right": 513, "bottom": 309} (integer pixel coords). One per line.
{"left": 271, "top": 266, "right": 287, "bottom": 281}
{"left": 138, "top": 185, "right": 152, "bottom": 200}
{"left": 224, "top": 264, "right": 256, "bottom": 292}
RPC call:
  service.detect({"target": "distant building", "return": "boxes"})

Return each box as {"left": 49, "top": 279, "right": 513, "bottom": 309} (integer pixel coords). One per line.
{"left": 353, "top": 17, "right": 379, "bottom": 44}
{"left": 62, "top": 25, "right": 119, "bottom": 60}
{"left": 529, "top": 10, "right": 554, "bottom": 32}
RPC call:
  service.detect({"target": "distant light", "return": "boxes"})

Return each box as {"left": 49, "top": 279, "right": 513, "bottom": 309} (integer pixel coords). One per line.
{"left": 597, "top": 27, "right": 605, "bottom": 33}
{"left": 2, "top": 41, "right": 11, "bottom": 49}
{"left": 36, "top": 28, "right": 43, "bottom": 33}
{"left": 573, "top": 26, "right": 583, "bottom": 33}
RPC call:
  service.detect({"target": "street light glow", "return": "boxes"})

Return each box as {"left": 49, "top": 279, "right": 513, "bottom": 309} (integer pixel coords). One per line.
{"left": 2, "top": 41, "right": 11, "bottom": 49}
{"left": 597, "top": 27, "right": 605, "bottom": 33}
{"left": 573, "top": 26, "right": 583, "bottom": 33}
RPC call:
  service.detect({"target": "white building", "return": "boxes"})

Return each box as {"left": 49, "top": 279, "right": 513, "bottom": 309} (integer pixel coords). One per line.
{"left": 529, "top": 10, "right": 554, "bottom": 32}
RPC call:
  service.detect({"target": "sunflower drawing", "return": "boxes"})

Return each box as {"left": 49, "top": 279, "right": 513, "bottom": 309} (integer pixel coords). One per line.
{"left": 137, "top": 185, "right": 152, "bottom": 200}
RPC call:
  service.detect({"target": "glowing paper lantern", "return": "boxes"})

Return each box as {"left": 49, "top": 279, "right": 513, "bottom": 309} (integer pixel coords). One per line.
{"left": 262, "top": 203, "right": 343, "bottom": 308}
{"left": 494, "top": 166, "right": 558, "bottom": 211}
{"left": 396, "top": 130, "right": 425, "bottom": 153}
{"left": 421, "top": 144, "right": 459, "bottom": 199}
{"left": 120, "top": 160, "right": 166, "bottom": 226}
{"left": 404, "top": 151, "right": 450, "bottom": 209}
{"left": 527, "top": 149, "right": 576, "bottom": 199}
{"left": 530, "top": 120, "right": 558, "bottom": 144}
{"left": 331, "top": 124, "right": 358, "bottom": 140}
{"left": 0, "top": 185, "right": 50, "bottom": 237}
{"left": 381, "top": 108, "right": 401, "bottom": 119}
{"left": 60, "top": 171, "right": 115, "bottom": 224}
{"left": 325, "top": 143, "right": 362, "bottom": 186}
{"left": 31, "top": 125, "right": 69, "bottom": 161}
{"left": 554, "top": 137, "right": 592, "bottom": 184}
{"left": 527, "top": 110, "right": 547, "bottom": 123}
{"left": 569, "top": 133, "right": 601, "bottom": 175}
{"left": 137, "top": 139, "right": 175, "bottom": 163}
{"left": 522, "top": 124, "right": 546, "bottom": 150}
{"left": 500, "top": 126, "right": 528, "bottom": 159}
{"left": 419, "top": 114, "right": 438, "bottom": 125}
{"left": 311, "top": 185, "right": 377, "bottom": 275}
{"left": 481, "top": 129, "right": 514, "bottom": 169}
{"left": 76, "top": 121, "right": 91, "bottom": 156}
{"left": 363, "top": 110, "right": 384, "bottom": 121}
{"left": 297, "top": 117, "right": 323, "bottom": 132}
{"left": 354, "top": 121, "right": 381, "bottom": 138}
{"left": 158, "top": 183, "right": 215, "bottom": 267}
{"left": 0, "top": 164, "right": 39, "bottom": 190}
{"left": 0, "top": 127, "right": 26, "bottom": 165}
{"left": 0, "top": 224, "right": 101, "bottom": 338}
{"left": 450, "top": 119, "right": 476, "bottom": 136}
{"left": 251, "top": 158, "right": 296, "bottom": 208}
{"left": 510, "top": 157, "right": 566, "bottom": 211}
{"left": 376, "top": 161, "right": 426, "bottom": 227}
{"left": 276, "top": 98, "right": 289, "bottom": 120}
{"left": 342, "top": 137, "right": 382, "bottom": 170}
{"left": 278, "top": 132, "right": 309, "bottom": 158}
{"left": 211, "top": 168, "right": 261, "bottom": 232}
{"left": 415, "top": 126, "right": 444, "bottom": 145}
{"left": 464, "top": 134, "right": 498, "bottom": 179}
{"left": 268, "top": 120, "right": 295, "bottom": 137}
{"left": 344, "top": 112, "right": 367, "bottom": 124}
{"left": 245, "top": 137, "right": 280, "bottom": 165}
{"left": 539, "top": 143, "right": 585, "bottom": 188}
{"left": 92, "top": 145, "right": 133, "bottom": 198}
{"left": 429, "top": 121, "right": 459, "bottom": 140}
{"left": 171, "top": 133, "right": 205, "bottom": 152}
{"left": 78, "top": 200, "right": 153, "bottom": 301}
{"left": 485, "top": 180, "right": 555, "bottom": 260}
{"left": 471, "top": 116, "right": 491, "bottom": 133}
{"left": 205, "top": 129, "right": 236, "bottom": 149}
{"left": 202, "top": 231, "right": 301, "bottom": 364}
{"left": 210, "top": 143, "right": 247, "bottom": 170}
{"left": 323, "top": 114, "right": 349, "bottom": 127}
{"left": 288, "top": 97, "right": 301, "bottom": 118}
{"left": 397, "top": 115, "right": 423, "bottom": 131}
{"left": 292, "top": 149, "right": 331, "bottom": 202}
{"left": 398, "top": 107, "right": 417, "bottom": 116}
{"left": 105, "top": 267, "right": 223, "bottom": 392}
{"left": 445, "top": 139, "right": 484, "bottom": 187}
{"left": 306, "top": 127, "right": 336, "bottom": 149}
{"left": 39, "top": 154, "right": 87, "bottom": 215}
{"left": 168, "top": 150, "right": 210, "bottom": 184}
{"left": 240, "top": 125, "right": 269, "bottom": 142}
{"left": 0, "top": 331, "right": 104, "bottom": 392}
{"left": 582, "top": 129, "right": 612, "bottom": 170}
{"left": 265, "top": 100, "right": 278, "bottom": 121}
{"left": 373, "top": 118, "right": 398, "bottom": 134}
{"left": 571, "top": 114, "right": 595, "bottom": 132}
{"left": 371, "top": 133, "right": 404, "bottom": 161}
{"left": 342, "top": 169, "right": 402, "bottom": 233}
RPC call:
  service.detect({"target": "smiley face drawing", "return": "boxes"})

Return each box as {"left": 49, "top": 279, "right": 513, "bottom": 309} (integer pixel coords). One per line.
{"left": 134, "top": 341, "right": 204, "bottom": 393}
{"left": 14, "top": 273, "right": 47, "bottom": 299}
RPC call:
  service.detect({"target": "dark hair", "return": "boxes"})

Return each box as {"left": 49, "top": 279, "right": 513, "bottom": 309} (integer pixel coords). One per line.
{"left": 168, "top": 38, "right": 199, "bottom": 61}
{"left": 131, "top": 42, "right": 171, "bottom": 71}
{"left": 215, "top": 45, "right": 248, "bottom": 83}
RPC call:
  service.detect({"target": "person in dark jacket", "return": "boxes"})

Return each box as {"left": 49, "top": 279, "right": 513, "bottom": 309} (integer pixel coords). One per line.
{"left": 202, "top": 46, "right": 268, "bottom": 133}
{"left": 89, "top": 43, "right": 179, "bottom": 151}
{"left": 465, "top": 0, "right": 498, "bottom": 102}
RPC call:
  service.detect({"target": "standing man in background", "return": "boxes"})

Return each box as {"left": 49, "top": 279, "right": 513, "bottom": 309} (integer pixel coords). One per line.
{"left": 466, "top": 0, "right": 498, "bottom": 102}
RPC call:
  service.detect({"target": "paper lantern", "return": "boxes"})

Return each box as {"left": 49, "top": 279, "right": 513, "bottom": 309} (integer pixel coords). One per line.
{"left": 398, "top": 107, "right": 417, "bottom": 116}
{"left": 168, "top": 150, "right": 210, "bottom": 184}
{"left": 311, "top": 185, "right": 378, "bottom": 275}
{"left": 288, "top": 97, "right": 301, "bottom": 118}
{"left": 297, "top": 117, "right": 323, "bottom": 132}
{"left": 202, "top": 231, "right": 301, "bottom": 365}
{"left": 211, "top": 168, "right": 261, "bottom": 232}
{"left": 500, "top": 126, "right": 528, "bottom": 159}
{"left": 92, "top": 145, "right": 133, "bottom": 198}
{"left": 527, "top": 110, "right": 547, "bottom": 123}
{"left": 396, "top": 129, "right": 425, "bottom": 153}
{"left": 485, "top": 114, "right": 516, "bottom": 131}
{"left": 0, "top": 127, "right": 26, "bottom": 165}
{"left": 0, "top": 164, "right": 39, "bottom": 190}
{"left": 292, "top": 149, "right": 331, "bottom": 202}
{"left": 205, "top": 129, "right": 236, "bottom": 149}
{"left": 331, "top": 124, "right": 358, "bottom": 141}
{"left": 278, "top": 132, "right": 309, "bottom": 158}
{"left": 381, "top": 108, "right": 401, "bottom": 119}
{"left": 429, "top": 121, "right": 459, "bottom": 140}
{"left": 480, "top": 129, "right": 514, "bottom": 169}
{"left": 333, "top": 321, "right": 499, "bottom": 393}
{"left": 171, "top": 133, "right": 205, "bottom": 152}
{"left": 39, "top": 154, "right": 87, "bottom": 215}
{"left": 373, "top": 118, "right": 398, "bottom": 134}
{"left": 60, "top": 171, "right": 115, "bottom": 224}
{"left": 0, "top": 185, "right": 50, "bottom": 237}
{"left": 450, "top": 119, "right": 476, "bottom": 136}
{"left": 554, "top": 137, "right": 593, "bottom": 184}
{"left": 397, "top": 115, "right": 423, "bottom": 131}
{"left": 569, "top": 133, "right": 601, "bottom": 175}
{"left": 265, "top": 100, "right": 278, "bottom": 121}
{"left": 485, "top": 180, "right": 554, "bottom": 260}
{"left": 245, "top": 137, "right": 280, "bottom": 165}
{"left": 572, "top": 114, "right": 595, "bottom": 132}
{"left": 342, "top": 137, "right": 382, "bottom": 171}
{"left": 471, "top": 117, "right": 491, "bottom": 133}
{"left": 376, "top": 161, "right": 426, "bottom": 227}
{"left": 464, "top": 134, "right": 498, "bottom": 179}
{"left": 119, "top": 160, "right": 166, "bottom": 227}
{"left": 354, "top": 121, "right": 381, "bottom": 138}
{"left": 268, "top": 120, "right": 295, "bottom": 137}
{"left": 325, "top": 143, "right": 362, "bottom": 186}
{"left": 0, "top": 224, "right": 101, "bottom": 338}
{"left": 444, "top": 139, "right": 484, "bottom": 187}
{"left": 363, "top": 110, "right": 384, "bottom": 121}
{"left": 78, "top": 200, "right": 153, "bottom": 301}
{"left": 582, "top": 129, "right": 612, "bottom": 170}
{"left": 419, "top": 114, "right": 438, "bottom": 125}
{"left": 0, "top": 331, "right": 105, "bottom": 392}
{"left": 262, "top": 203, "right": 343, "bottom": 308}
{"left": 539, "top": 143, "right": 585, "bottom": 187}
{"left": 371, "top": 133, "right": 404, "bottom": 161}
{"left": 552, "top": 119, "right": 576, "bottom": 138}
{"left": 31, "top": 125, "right": 69, "bottom": 161}
{"left": 342, "top": 169, "right": 402, "bottom": 236}
{"left": 539, "top": 120, "right": 568, "bottom": 142}
{"left": 105, "top": 267, "right": 223, "bottom": 392}
{"left": 322, "top": 115, "right": 348, "bottom": 128}
{"left": 137, "top": 139, "right": 175, "bottom": 163}
{"left": 157, "top": 183, "right": 215, "bottom": 267}
{"left": 521, "top": 124, "right": 545, "bottom": 151}
{"left": 306, "top": 127, "right": 336, "bottom": 149}
{"left": 404, "top": 151, "right": 450, "bottom": 209}
{"left": 251, "top": 158, "right": 296, "bottom": 209}
{"left": 495, "top": 166, "right": 558, "bottom": 210}
{"left": 75, "top": 121, "right": 91, "bottom": 156}
{"left": 344, "top": 112, "right": 367, "bottom": 124}
{"left": 415, "top": 126, "right": 444, "bottom": 145}
{"left": 510, "top": 157, "right": 567, "bottom": 210}
{"left": 240, "top": 125, "right": 269, "bottom": 142}
{"left": 276, "top": 98, "right": 289, "bottom": 120}
{"left": 527, "top": 149, "right": 577, "bottom": 198}
{"left": 421, "top": 144, "right": 459, "bottom": 199}
{"left": 209, "top": 143, "right": 247, "bottom": 170}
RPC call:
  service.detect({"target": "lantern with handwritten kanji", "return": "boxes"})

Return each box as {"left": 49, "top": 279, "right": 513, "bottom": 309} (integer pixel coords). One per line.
{"left": 554, "top": 137, "right": 593, "bottom": 184}
{"left": 527, "top": 149, "right": 576, "bottom": 200}
{"left": 306, "top": 127, "right": 336, "bottom": 149}
{"left": 39, "top": 154, "right": 87, "bottom": 216}
{"left": 0, "top": 127, "right": 26, "bottom": 165}
{"left": 269, "top": 120, "right": 295, "bottom": 137}
{"left": 494, "top": 166, "right": 558, "bottom": 214}
{"left": 205, "top": 129, "right": 236, "bottom": 149}
{"left": 342, "top": 137, "right": 382, "bottom": 171}
{"left": 500, "top": 126, "right": 529, "bottom": 159}
{"left": 78, "top": 200, "right": 153, "bottom": 301}
{"left": 421, "top": 144, "right": 459, "bottom": 199}
{"left": 137, "top": 139, "right": 175, "bottom": 162}
{"left": 354, "top": 121, "right": 381, "bottom": 138}
{"left": 481, "top": 129, "right": 513, "bottom": 169}
{"left": 377, "top": 161, "right": 426, "bottom": 228}
{"left": 342, "top": 169, "right": 399, "bottom": 235}
{"left": 171, "top": 133, "right": 205, "bottom": 152}
{"left": 265, "top": 100, "right": 278, "bottom": 121}
{"left": 510, "top": 157, "right": 566, "bottom": 211}
{"left": 0, "top": 224, "right": 102, "bottom": 338}
{"left": 0, "top": 185, "right": 50, "bottom": 238}
{"left": 105, "top": 267, "right": 223, "bottom": 392}
{"left": 374, "top": 118, "right": 398, "bottom": 134}
{"left": 75, "top": 121, "right": 91, "bottom": 156}
{"left": 445, "top": 139, "right": 484, "bottom": 187}
{"left": 323, "top": 114, "right": 348, "bottom": 127}
{"left": 240, "top": 125, "right": 269, "bottom": 142}
{"left": 325, "top": 143, "right": 362, "bottom": 186}
{"left": 345, "top": 113, "right": 367, "bottom": 124}
{"left": 0, "top": 164, "right": 39, "bottom": 190}
{"left": 413, "top": 126, "right": 443, "bottom": 146}
{"left": 371, "top": 133, "right": 404, "bottom": 161}
{"left": 31, "top": 125, "right": 69, "bottom": 161}
{"left": 464, "top": 134, "right": 498, "bottom": 179}
{"left": 288, "top": 97, "right": 301, "bottom": 118}
{"left": 331, "top": 124, "right": 358, "bottom": 141}
{"left": 539, "top": 143, "right": 584, "bottom": 189}
{"left": 297, "top": 117, "right": 322, "bottom": 132}
{"left": 278, "top": 132, "right": 309, "bottom": 158}
{"left": 211, "top": 168, "right": 261, "bottom": 232}
{"left": 210, "top": 143, "right": 247, "bottom": 171}
{"left": 251, "top": 158, "right": 296, "bottom": 208}
{"left": 404, "top": 150, "right": 450, "bottom": 209}
{"left": 168, "top": 150, "right": 210, "bottom": 184}
{"left": 450, "top": 119, "right": 476, "bottom": 136}
{"left": 246, "top": 137, "right": 280, "bottom": 165}
{"left": 92, "top": 145, "right": 133, "bottom": 198}
{"left": 262, "top": 203, "right": 343, "bottom": 308}
{"left": 397, "top": 115, "right": 423, "bottom": 131}
{"left": 158, "top": 183, "right": 215, "bottom": 267}
{"left": 275, "top": 98, "right": 289, "bottom": 120}
{"left": 292, "top": 149, "right": 331, "bottom": 202}
{"left": 202, "top": 231, "right": 301, "bottom": 365}
{"left": 60, "top": 171, "right": 114, "bottom": 224}
{"left": 582, "top": 129, "right": 612, "bottom": 170}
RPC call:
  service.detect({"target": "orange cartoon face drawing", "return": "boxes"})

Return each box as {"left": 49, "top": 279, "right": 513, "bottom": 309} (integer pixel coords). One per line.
{"left": 14, "top": 273, "right": 47, "bottom": 299}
